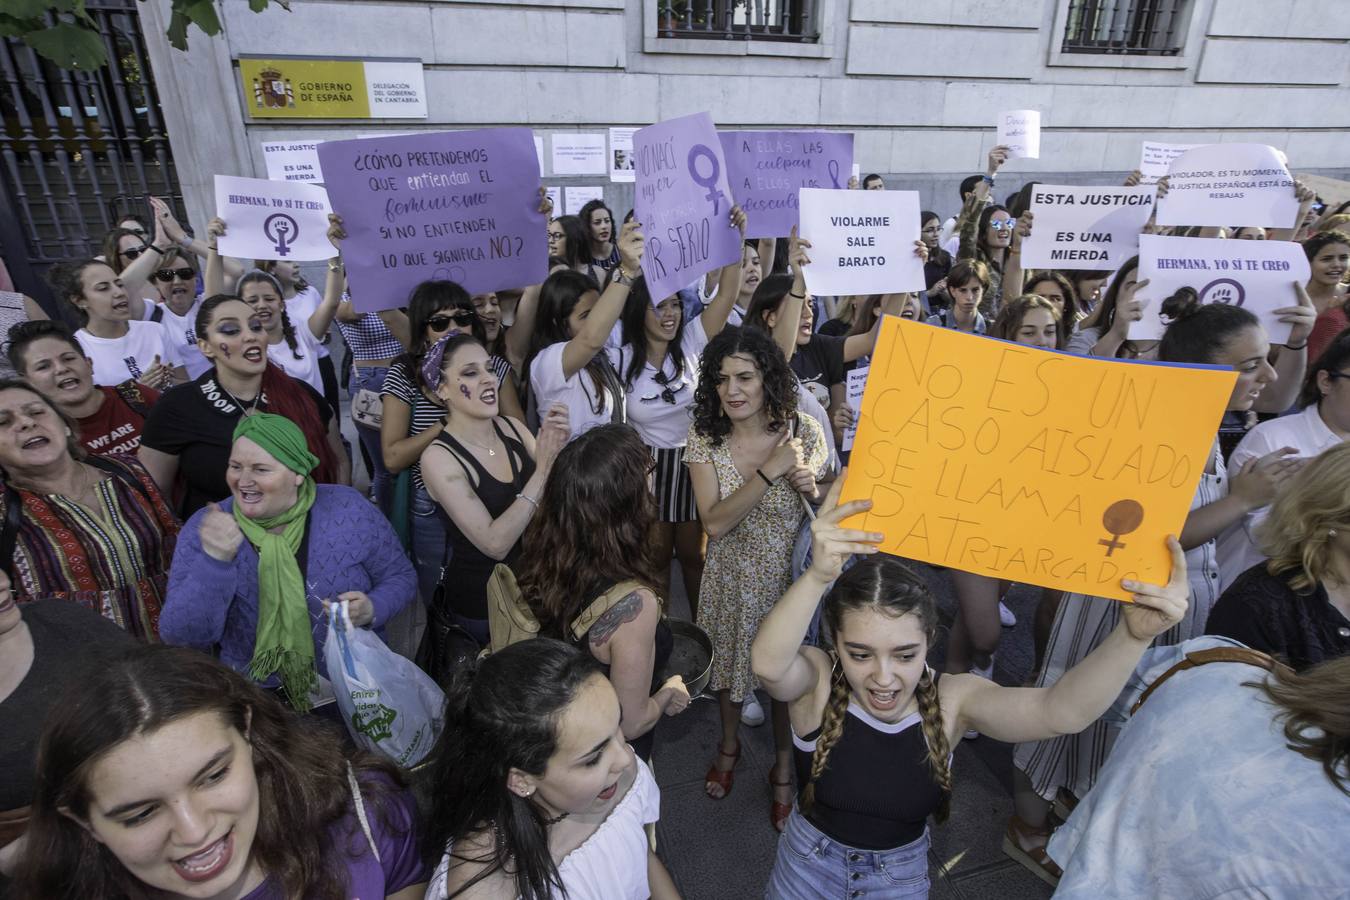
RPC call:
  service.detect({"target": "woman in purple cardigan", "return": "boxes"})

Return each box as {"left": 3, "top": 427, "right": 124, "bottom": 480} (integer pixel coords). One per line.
{"left": 161, "top": 413, "right": 415, "bottom": 711}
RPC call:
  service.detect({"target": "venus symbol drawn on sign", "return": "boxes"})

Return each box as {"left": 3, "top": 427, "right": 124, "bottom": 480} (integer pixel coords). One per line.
{"left": 687, "top": 144, "right": 726, "bottom": 215}
{"left": 827, "top": 159, "right": 841, "bottom": 189}
{"left": 263, "top": 213, "right": 299, "bottom": 257}
{"left": 1098, "top": 499, "right": 1144, "bottom": 557}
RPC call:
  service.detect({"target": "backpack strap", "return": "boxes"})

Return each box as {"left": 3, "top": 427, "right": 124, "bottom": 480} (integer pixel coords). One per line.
{"left": 568, "top": 579, "right": 648, "bottom": 641}
{"left": 112, "top": 380, "right": 153, "bottom": 419}
{"left": 345, "top": 762, "right": 381, "bottom": 863}
{"left": 1130, "top": 646, "right": 1289, "bottom": 715}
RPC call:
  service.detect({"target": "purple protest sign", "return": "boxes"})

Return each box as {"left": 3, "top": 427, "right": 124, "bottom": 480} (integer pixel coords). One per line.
{"left": 634, "top": 112, "right": 741, "bottom": 304}
{"left": 719, "top": 131, "right": 854, "bottom": 238}
{"left": 316, "top": 128, "right": 546, "bottom": 312}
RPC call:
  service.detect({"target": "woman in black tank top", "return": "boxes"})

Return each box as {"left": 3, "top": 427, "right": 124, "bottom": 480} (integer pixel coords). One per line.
{"left": 514, "top": 424, "right": 692, "bottom": 762}
{"left": 749, "top": 483, "right": 1192, "bottom": 898}
{"left": 419, "top": 335, "right": 569, "bottom": 644}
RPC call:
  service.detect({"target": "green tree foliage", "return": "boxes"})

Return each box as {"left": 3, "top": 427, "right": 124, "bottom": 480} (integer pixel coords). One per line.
{"left": 0, "top": 0, "right": 288, "bottom": 70}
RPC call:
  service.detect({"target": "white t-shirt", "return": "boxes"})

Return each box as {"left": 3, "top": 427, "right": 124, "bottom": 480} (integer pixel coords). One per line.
{"left": 530, "top": 341, "right": 617, "bottom": 440}
{"left": 606, "top": 315, "right": 709, "bottom": 449}
{"left": 1216, "top": 404, "right": 1343, "bottom": 591}
{"left": 156, "top": 296, "right": 210, "bottom": 379}
{"left": 286, "top": 285, "right": 331, "bottom": 359}
{"left": 266, "top": 323, "right": 325, "bottom": 395}
{"left": 77, "top": 320, "right": 177, "bottom": 386}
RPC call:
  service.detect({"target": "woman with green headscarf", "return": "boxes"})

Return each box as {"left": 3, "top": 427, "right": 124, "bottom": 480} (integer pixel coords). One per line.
{"left": 161, "top": 413, "right": 416, "bottom": 710}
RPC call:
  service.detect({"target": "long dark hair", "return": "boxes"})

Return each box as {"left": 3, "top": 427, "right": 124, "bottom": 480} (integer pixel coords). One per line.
{"left": 516, "top": 424, "right": 662, "bottom": 630}
{"left": 1301, "top": 329, "right": 1350, "bottom": 408}
{"left": 555, "top": 214, "right": 589, "bottom": 271}
{"left": 804, "top": 557, "right": 952, "bottom": 821}
{"left": 100, "top": 227, "right": 146, "bottom": 275}
{"left": 16, "top": 645, "right": 404, "bottom": 900}
{"left": 691, "top": 325, "right": 797, "bottom": 444}
{"left": 1077, "top": 255, "right": 1139, "bottom": 354}
{"left": 975, "top": 203, "right": 1011, "bottom": 265}
{"left": 528, "top": 268, "right": 612, "bottom": 416}
{"left": 397, "top": 279, "right": 481, "bottom": 391}
{"left": 1024, "top": 270, "right": 1081, "bottom": 326}
{"left": 577, "top": 199, "right": 614, "bottom": 256}
{"left": 618, "top": 274, "right": 686, "bottom": 389}
{"left": 422, "top": 639, "right": 604, "bottom": 899}
{"left": 744, "top": 273, "right": 796, "bottom": 334}
{"left": 1156, "top": 288, "right": 1259, "bottom": 365}
{"left": 237, "top": 269, "right": 305, "bottom": 362}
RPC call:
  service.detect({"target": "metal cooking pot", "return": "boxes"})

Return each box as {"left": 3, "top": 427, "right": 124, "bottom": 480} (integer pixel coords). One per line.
{"left": 660, "top": 618, "right": 714, "bottom": 698}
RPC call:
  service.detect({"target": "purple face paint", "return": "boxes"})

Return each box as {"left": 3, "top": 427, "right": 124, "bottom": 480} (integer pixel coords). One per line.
{"left": 458, "top": 383, "right": 472, "bottom": 400}
{"left": 219, "top": 343, "right": 232, "bottom": 358}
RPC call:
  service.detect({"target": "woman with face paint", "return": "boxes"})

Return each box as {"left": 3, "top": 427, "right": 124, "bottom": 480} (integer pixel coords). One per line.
{"left": 422, "top": 639, "right": 678, "bottom": 900}
{"left": 138, "top": 296, "right": 347, "bottom": 518}
{"left": 14, "top": 645, "right": 428, "bottom": 899}
{"left": 751, "top": 482, "right": 1189, "bottom": 900}
{"left": 417, "top": 334, "right": 568, "bottom": 646}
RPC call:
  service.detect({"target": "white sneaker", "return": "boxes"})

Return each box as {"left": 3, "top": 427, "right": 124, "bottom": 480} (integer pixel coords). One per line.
{"left": 964, "top": 661, "right": 995, "bottom": 739}
{"left": 999, "top": 601, "right": 1017, "bottom": 628}
{"left": 741, "top": 691, "right": 766, "bottom": 726}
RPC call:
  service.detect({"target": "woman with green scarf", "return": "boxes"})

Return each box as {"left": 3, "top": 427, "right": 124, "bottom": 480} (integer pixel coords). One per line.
{"left": 161, "top": 413, "right": 416, "bottom": 710}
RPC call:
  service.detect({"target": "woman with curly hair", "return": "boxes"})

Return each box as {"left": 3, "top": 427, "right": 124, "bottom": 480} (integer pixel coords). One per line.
{"left": 515, "top": 424, "right": 691, "bottom": 762}
{"left": 13, "top": 644, "right": 427, "bottom": 899}
{"left": 687, "top": 326, "right": 827, "bottom": 831}
{"left": 751, "top": 482, "right": 1190, "bottom": 899}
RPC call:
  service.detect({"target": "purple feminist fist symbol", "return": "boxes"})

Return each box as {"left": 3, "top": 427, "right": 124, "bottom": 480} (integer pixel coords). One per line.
{"left": 262, "top": 213, "right": 299, "bottom": 257}
{"left": 687, "top": 144, "right": 725, "bottom": 216}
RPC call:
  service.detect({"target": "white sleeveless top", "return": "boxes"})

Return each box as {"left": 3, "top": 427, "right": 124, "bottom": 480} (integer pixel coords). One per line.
{"left": 426, "top": 755, "right": 660, "bottom": 900}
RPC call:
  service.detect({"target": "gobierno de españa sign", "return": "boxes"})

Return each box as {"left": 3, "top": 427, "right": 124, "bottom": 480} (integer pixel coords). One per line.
{"left": 239, "top": 57, "right": 427, "bottom": 120}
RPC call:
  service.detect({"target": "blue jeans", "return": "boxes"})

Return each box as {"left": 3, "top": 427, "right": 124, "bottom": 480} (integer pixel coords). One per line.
{"left": 410, "top": 484, "right": 449, "bottom": 607}
{"left": 349, "top": 366, "right": 391, "bottom": 513}
{"left": 767, "top": 808, "right": 930, "bottom": 899}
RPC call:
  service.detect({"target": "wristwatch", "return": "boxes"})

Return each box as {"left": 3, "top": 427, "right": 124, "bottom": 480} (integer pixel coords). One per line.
{"left": 981, "top": 174, "right": 996, "bottom": 186}
{"left": 612, "top": 267, "right": 639, "bottom": 286}
{"left": 328, "top": 259, "right": 344, "bottom": 273}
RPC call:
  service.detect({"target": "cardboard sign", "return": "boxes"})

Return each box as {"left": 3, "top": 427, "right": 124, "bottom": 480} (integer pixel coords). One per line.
{"left": 718, "top": 131, "right": 854, "bottom": 238}
{"left": 797, "top": 188, "right": 925, "bottom": 296}
{"left": 840, "top": 317, "right": 1236, "bottom": 600}
{"left": 262, "top": 140, "right": 325, "bottom": 184}
{"left": 239, "top": 57, "right": 426, "bottom": 119}
{"left": 633, "top": 112, "right": 742, "bottom": 303}
{"left": 1156, "top": 144, "right": 1298, "bottom": 228}
{"left": 997, "top": 110, "right": 1041, "bottom": 160}
{"left": 316, "top": 128, "right": 547, "bottom": 312}
{"left": 1139, "top": 142, "right": 1203, "bottom": 183}
{"left": 1132, "top": 233, "right": 1310, "bottom": 344}
{"left": 1021, "top": 185, "right": 1155, "bottom": 271}
{"left": 214, "top": 175, "right": 333, "bottom": 261}
{"left": 842, "top": 364, "right": 868, "bottom": 452}
{"left": 551, "top": 133, "right": 607, "bottom": 176}
{"left": 610, "top": 127, "right": 637, "bottom": 183}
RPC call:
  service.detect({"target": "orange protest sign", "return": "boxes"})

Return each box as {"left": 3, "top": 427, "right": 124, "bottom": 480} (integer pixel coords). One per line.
{"left": 839, "top": 318, "right": 1236, "bottom": 601}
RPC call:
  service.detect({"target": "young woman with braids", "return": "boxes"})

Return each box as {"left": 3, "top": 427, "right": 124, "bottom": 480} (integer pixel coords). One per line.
{"left": 750, "top": 481, "right": 1190, "bottom": 899}
{"left": 422, "top": 639, "right": 679, "bottom": 900}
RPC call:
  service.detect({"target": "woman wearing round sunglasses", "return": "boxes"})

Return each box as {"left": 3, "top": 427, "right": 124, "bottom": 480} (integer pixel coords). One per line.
{"left": 148, "top": 247, "right": 210, "bottom": 378}
{"left": 956, "top": 202, "right": 1016, "bottom": 316}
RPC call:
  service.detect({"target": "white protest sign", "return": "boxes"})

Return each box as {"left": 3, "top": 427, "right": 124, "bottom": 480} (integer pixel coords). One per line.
{"left": 997, "top": 110, "right": 1040, "bottom": 160}
{"left": 851, "top": 163, "right": 861, "bottom": 182}
{"left": 1139, "top": 142, "right": 1202, "bottom": 183}
{"left": 1021, "top": 185, "right": 1154, "bottom": 271}
{"left": 214, "top": 175, "right": 333, "bottom": 262}
{"left": 565, "top": 185, "right": 605, "bottom": 216}
{"left": 842, "top": 364, "right": 868, "bottom": 452}
{"left": 262, "top": 140, "right": 325, "bottom": 183}
{"left": 534, "top": 136, "right": 545, "bottom": 174}
{"left": 544, "top": 186, "right": 562, "bottom": 218}
{"left": 798, "top": 188, "right": 924, "bottom": 296}
{"left": 609, "top": 127, "right": 637, "bottom": 183}
{"left": 1156, "top": 144, "right": 1298, "bottom": 228}
{"left": 551, "top": 133, "right": 607, "bottom": 176}
{"left": 1133, "top": 233, "right": 1310, "bottom": 343}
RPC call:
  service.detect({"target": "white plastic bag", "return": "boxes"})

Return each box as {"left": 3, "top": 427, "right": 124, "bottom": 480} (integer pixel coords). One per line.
{"left": 324, "top": 601, "right": 445, "bottom": 767}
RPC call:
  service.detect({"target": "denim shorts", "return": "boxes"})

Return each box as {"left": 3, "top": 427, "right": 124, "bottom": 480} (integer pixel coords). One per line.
{"left": 766, "top": 807, "right": 930, "bottom": 899}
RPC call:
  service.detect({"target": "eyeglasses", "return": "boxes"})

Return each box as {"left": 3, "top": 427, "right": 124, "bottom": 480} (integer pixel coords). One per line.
{"left": 121, "top": 244, "right": 149, "bottom": 260}
{"left": 989, "top": 220, "right": 1017, "bottom": 232}
{"left": 152, "top": 267, "right": 195, "bottom": 283}
{"left": 548, "top": 231, "right": 565, "bottom": 241}
{"left": 428, "top": 311, "right": 476, "bottom": 331}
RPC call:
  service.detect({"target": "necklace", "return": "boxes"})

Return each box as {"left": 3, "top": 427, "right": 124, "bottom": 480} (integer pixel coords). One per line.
{"left": 219, "top": 382, "right": 263, "bottom": 416}
{"left": 541, "top": 810, "right": 569, "bottom": 826}
{"left": 455, "top": 428, "right": 497, "bottom": 457}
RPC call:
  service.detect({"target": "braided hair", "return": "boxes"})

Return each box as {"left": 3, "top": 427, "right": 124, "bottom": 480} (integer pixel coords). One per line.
{"left": 803, "top": 556, "right": 953, "bottom": 822}
{"left": 238, "top": 269, "right": 304, "bottom": 361}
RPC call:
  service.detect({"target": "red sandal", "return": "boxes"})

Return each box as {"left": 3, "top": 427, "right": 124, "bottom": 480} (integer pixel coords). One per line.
{"left": 770, "top": 774, "right": 794, "bottom": 833}
{"left": 704, "top": 744, "right": 740, "bottom": 799}
{"left": 1001, "top": 815, "right": 1062, "bottom": 887}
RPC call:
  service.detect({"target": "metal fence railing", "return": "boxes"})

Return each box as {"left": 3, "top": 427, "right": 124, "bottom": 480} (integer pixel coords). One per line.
{"left": 1062, "top": 0, "right": 1187, "bottom": 56}
{"left": 657, "top": 0, "right": 818, "bottom": 42}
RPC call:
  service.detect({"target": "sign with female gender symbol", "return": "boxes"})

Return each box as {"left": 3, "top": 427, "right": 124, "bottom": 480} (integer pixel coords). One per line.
{"left": 719, "top": 131, "right": 854, "bottom": 238}
{"left": 214, "top": 174, "right": 334, "bottom": 262}
{"left": 633, "top": 112, "right": 742, "bottom": 305}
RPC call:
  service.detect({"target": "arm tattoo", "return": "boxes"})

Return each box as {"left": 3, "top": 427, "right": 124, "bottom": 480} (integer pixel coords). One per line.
{"left": 589, "top": 591, "right": 644, "bottom": 647}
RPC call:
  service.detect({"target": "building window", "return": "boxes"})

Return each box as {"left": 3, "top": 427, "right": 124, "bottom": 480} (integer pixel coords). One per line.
{"left": 657, "top": 0, "right": 819, "bottom": 42}
{"left": 1061, "top": 0, "right": 1188, "bottom": 56}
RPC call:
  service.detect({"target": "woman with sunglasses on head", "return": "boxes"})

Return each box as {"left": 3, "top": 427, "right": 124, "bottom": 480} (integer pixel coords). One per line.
{"left": 50, "top": 259, "right": 184, "bottom": 392}
{"left": 607, "top": 206, "right": 746, "bottom": 615}
{"left": 138, "top": 295, "right": 346, "bottom": 518}
{"left": 205, "top": 216, "right": 345, "bottom": 414}
{"left": 381, "top": 280, "right": 524, "bottom": 608}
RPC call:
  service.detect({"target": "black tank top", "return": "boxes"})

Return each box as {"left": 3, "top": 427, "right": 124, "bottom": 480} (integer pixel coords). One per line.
{"left": 432, "top": 419, "right": 535, "bottom": 622}
{"left": 792, "top": 702, "right": 947, "bottom": 850}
